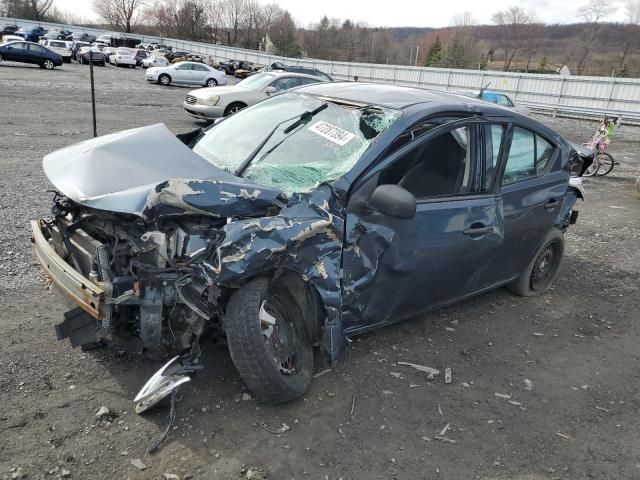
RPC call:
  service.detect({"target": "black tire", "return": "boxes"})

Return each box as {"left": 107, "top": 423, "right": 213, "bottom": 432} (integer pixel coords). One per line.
{"left": 595, "top": 152, "right": 614, "bottom": 176}
{"left": 158, "top": 73, "right": 171, "bottom": 86}
{"left": 224, "top": 102, "right": 246, "bottom": 116}
{"left": 0, "top": 53, "right": 3, "bottom": 62}
{"left": 42, "top": 59, "right": 54, "bottom": 70}
{"left": 205, "top": 78, "right": 218, "bottom": 87}
{"left": 225, "top": 277, "right": 314, "bottom": 404}
{"left": 507, "top": 229, "right": 565, "bottom": 297}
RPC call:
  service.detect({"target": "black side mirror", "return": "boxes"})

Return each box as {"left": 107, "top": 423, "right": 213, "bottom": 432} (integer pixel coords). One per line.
{"left": 367, "top": 184, "right": 416, "bottom": 219}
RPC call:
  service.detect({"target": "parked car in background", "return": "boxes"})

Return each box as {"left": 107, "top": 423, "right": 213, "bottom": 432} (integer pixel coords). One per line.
{"left": 134, "top": 49, "right": 148, "bottom": 66}
{"left": 92, "top": 42, "right": 109, "bottom": 51}
{"left": 102, "top": 46, "right": 116, "bottom": 61}
{"left": 0, "top": 40, "right": 62, "bottom": 69}
{"left": 264, "top": 62, "right": 334, "bottom": 81}
{"left": 76, "top": 46, "right": 106, "bottom": 66}
{"left": 183, "top": 71, "right": 326, "bottom": 120}
{"left": 14, "top": 26, "right": 46, "bottom": 42}
{"left": 111, "top": 47, "right": 136, "bottom": 68}
{"left": 166, "top": 50, "right": 190, "bottom": 62}
{"left": 234, "top": 61, "right": 262, "bottom": 78}
{"left": 477, "top": 90, "right": 531, "bottom": 116}
{"left": 1, "top": 25, "right": 18, "bottom": 36}
{"left": 95, "top": 34, "right": 113, "bottom": 45}
{"left": 44, "top": 29, "right": 73, "bottom": 40}
{"left": 2, "top": 34, "right": 23, "bottom": 43}
{"left": 71, "top": 32, "right": 96, "bottom": 43}
{"left": 141, "top": 54, "right": 168, "bottom": 69}
{"left": 40, "top": 39, "right": 72, "bottom": 63}
{"left": 216, "top": 59, "right": 253, "bottom": 76}
{"left": 146, "top": 61, "right": 227, "bottom": 87}
{"left": 71, "top": 41, "right": 91, "bottom": 60}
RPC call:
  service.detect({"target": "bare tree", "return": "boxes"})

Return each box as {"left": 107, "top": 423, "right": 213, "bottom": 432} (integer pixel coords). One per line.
{"left": 28, "top": 0, "right": 53, "bottom": 20}
{"left": 491, "top": 6, "right": 536, "bottom": 71}
{"left": 574, "top": 0, "right": 616, "bottom": 74}
{"left": 224, "top": 0, "right": 245, "bottom": 47}
{"left": 447, "top": 11, "right": 480, "bottom": 69}
{"left": 93, "top": 0, "right": 146, "bottom": 33}
{"left": 205, "top": 0, "right": 225, "bottom": 43}
{"left": 618, "top": 0, "right": 640, "bottom": 69}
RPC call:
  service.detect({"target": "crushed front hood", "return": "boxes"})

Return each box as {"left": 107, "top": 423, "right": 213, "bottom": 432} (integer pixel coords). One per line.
{"left": 43, "top": 123, "right": 282, "bottom": 219}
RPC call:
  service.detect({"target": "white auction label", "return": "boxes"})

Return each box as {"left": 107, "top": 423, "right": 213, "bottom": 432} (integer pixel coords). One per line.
{"left": 308, "top": 121, "right": 356, "bottom": 146}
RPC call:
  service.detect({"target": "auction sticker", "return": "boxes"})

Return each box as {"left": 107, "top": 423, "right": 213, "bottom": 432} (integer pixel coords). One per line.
{"left": 308, "top": 121, "right": 356, "bottom": 146}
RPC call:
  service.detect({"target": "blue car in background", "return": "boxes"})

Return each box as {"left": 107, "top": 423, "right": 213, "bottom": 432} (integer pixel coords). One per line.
{"left": 14, "top": 26, "right": 46, "bottom": 42}
{"left": 0, "top": 41, "right": 63, "bottom": 69}
{"left": 479, "top": 90, "right": 531, "bottom": 115}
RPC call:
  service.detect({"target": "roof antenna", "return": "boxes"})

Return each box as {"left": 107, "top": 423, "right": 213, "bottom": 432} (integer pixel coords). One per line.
{"left": 478, "top": 82, "right": 492, "bottom": 98}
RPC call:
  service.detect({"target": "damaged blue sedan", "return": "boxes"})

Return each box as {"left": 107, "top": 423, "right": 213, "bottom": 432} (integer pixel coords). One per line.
{"left": 31, "top": 82, "right": 587, "bottom": 408}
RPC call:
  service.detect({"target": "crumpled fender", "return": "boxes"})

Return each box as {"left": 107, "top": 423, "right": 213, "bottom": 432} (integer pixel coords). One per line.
{"left": 213, "top": 185, "right": 347, "bottom": 361}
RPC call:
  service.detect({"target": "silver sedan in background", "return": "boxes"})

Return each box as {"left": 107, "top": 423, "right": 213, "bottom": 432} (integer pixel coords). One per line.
{"left": 146, "top": 61, "right": 227, "bottom": 87}
{"left": 183, "top": 71, "right": 328, "bottom": 120}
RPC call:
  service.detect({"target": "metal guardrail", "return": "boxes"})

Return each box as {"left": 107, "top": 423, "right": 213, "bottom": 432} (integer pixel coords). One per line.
{"left": 2, "top": 15, "right": 640, "bottom": 124}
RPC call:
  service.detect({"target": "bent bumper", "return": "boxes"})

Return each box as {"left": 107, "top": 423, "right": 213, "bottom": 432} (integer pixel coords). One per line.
{"left": 30, "top": 220, "right": 105, "bottom": 319}
{"left": 183, "top": 102, "right": 225, "bottom": 120}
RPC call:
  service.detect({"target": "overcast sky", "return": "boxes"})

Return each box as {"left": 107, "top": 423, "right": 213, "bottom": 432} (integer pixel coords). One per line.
{"left": 55, "top": 0, "right": 629, "bottom": 28}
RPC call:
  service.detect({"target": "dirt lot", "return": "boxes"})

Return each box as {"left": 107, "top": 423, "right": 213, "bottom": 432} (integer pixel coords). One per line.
{"left": 1, "top": 61, "right": 639, "bottom": 480}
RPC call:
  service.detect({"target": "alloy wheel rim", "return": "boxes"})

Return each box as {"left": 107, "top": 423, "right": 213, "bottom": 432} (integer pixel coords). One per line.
{"left": 259, "top": 298, "right": 301, "bottom": 376}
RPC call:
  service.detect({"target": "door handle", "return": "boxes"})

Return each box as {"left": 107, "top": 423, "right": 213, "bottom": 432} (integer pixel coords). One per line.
{"left": 544, "top": 199, "right": 561, "bottom": 210}
{"left": 463, "top": 226, "right": 494, "bottom": 236}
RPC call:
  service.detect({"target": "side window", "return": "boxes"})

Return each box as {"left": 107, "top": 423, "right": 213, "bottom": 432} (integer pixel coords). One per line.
{"left": 176, "top": 63, "right": 192, "bottom": 70}
{"left": 495, "top": 95, "right": 511, "bottom": 107}
{"left": 9, "top": 43, "right": 26, "bottom": 50}
{"left": 192, "top": 64, "right": 208, "bottom": 71}
{"left": 29, "top": 44, "right": 45, "bottom": 53}
{"left": 379, "top": 125, "right": 480, "bottom": 198}
{"left": 502, "top": 127, "right": 554, "bottom": 184}
{"left": 271, "top": 77, "right": 300, "bottom": 91}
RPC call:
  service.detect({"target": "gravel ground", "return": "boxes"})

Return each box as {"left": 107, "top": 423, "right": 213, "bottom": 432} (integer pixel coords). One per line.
{"left": 1, "top": 61, "right": 639, "bottom": 480}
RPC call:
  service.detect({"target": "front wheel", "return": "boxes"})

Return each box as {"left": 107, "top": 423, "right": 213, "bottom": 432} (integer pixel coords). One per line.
{"left": 158, "top": 73, "right": 171, "bottom": 86}
{"left": 225, "top": 277, "right": 314, "bottom": 404}
{"left": 507, "top": 229, "right": 565, "bottom": 297}
{"left": 595, "top": 152, "right": 614, "bottom": 176}
{"left": 224, "top": 102, "right": 246, "bottom": 116}
{"left": 43, "top": 59, "right": 55, "bottom": 70}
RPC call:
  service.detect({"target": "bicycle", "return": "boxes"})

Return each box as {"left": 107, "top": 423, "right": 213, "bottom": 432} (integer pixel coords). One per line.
{"left": 582, "top": 116, "right": 619, "bottom": 177}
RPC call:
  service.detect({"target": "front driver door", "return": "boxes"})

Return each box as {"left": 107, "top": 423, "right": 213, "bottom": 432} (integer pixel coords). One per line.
{"left": 172, "top": 63, "right": 193, "bottom": 83}
{"left": 341, "top": 120, "right": 505, "bottom": 335}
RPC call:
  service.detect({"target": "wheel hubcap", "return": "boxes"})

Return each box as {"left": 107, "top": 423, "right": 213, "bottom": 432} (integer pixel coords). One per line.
{"left": 259, "top": 298, "right": 301, "bottom": 375}
{"left": 531, "top": 244, "right": 555, "bottom": 291}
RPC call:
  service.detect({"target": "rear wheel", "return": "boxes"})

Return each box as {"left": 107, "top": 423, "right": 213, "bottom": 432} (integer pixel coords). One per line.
{"left": 205, "top": 78, "right": 218, "bottom": 87}
{"left": 583, "top": 156, "right": 599, "bottom": 176}
{"left": 225, "top": 277, "right": 314, "bottom": 404}
{"left": 595, "top": 152, "right": 614, "bottom": 176}
{"left": 507, "top": 229, "right": 565, "bottom": 297}
{"left": 224, "top": 102, "right": 246, "bottom": 116}
{"left": 159, "top": 73, "right": 171, "bottom": 86}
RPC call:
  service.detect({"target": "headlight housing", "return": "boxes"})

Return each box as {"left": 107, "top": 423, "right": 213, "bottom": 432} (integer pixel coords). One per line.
{"left": 199, "top": 95, "right": 219, "bottom": 106}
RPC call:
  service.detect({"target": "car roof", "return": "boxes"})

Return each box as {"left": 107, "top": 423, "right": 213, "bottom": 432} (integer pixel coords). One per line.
{"left": 297, "top": 81, "right": 489, "bottom": 109}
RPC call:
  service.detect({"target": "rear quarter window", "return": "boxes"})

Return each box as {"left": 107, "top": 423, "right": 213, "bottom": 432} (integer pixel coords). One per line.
{"left": 502, "top": 127, "right": 555, "bottom": 184}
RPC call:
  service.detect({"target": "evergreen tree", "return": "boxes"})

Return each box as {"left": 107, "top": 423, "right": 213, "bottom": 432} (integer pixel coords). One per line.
{"left": 424, "top": 36, "right": 443, "bottom": 67}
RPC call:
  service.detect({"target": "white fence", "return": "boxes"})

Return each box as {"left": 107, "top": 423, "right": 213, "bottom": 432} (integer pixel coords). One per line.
{"left": 3, "top": 16, "right": 640, "bottom": 121}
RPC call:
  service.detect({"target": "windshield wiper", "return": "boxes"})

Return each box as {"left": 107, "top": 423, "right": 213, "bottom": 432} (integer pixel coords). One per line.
{"left": 234, "top": 103, "right": 328, "bottom": 177}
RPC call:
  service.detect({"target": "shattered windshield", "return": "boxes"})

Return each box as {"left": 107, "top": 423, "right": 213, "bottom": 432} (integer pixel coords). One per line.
{"left": 193, "top": 92, "right": 401, "bottom": 196}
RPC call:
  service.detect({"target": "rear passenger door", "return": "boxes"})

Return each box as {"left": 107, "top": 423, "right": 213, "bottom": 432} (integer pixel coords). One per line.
{"left": 491, "top": 124, "right": 567, "bottom": 281}
{"left": 342, "top": 119, "right": 505, "bottom": 334}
